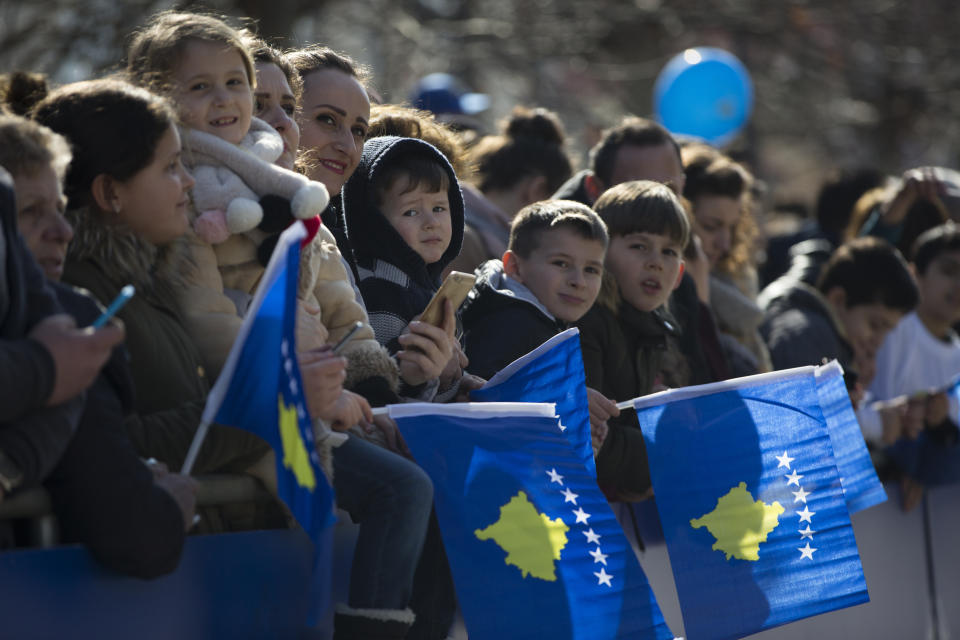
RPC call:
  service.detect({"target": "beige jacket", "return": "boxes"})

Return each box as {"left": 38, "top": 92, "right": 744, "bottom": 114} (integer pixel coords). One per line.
{"left": 177, "top": 224, "right": 399, "bottom": 391}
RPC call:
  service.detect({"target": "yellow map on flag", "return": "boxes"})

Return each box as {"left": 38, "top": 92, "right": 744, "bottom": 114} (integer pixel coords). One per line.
{"left": 475, "top": 491, "right": 569, "bottom": 581}
{"left": 278, "top": 394, "right": 316, "bottom": 490}
{"left": 690, "top": 482, "right": 783, "bottom": 561}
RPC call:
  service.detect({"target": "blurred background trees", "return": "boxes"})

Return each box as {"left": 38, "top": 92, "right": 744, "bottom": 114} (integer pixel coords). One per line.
{"left": 3, "top": 0, "right": 959, "bottom": 213}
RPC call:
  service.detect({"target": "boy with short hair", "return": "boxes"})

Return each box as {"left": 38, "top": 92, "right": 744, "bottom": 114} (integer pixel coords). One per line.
{"left": 461, "top": 200, "right": 608, "bottom": 380}
{"left": 341, "top": 135, "right": 465, "bottom": 396}
{"left": 760, "top": 236, "right": 918, "bottom": 385}
{"left": 868, "top": 223, "right": 960, "bottom": 485}
{"left": 577, "top": 180, "right": 691, "bottom": 501}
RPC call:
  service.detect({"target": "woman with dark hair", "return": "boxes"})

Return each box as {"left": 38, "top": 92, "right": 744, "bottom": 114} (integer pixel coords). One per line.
{"left": 32, "top": 79, "right": 275, "bottom": 482}
{"left": 245, "top": 36, "right": 302, "bottom": 171}
{"left": 683, "top": 144, "right": 770, "bottom": 374}
{"left": 286, "top": 47, "right": 455, "bottom": 640}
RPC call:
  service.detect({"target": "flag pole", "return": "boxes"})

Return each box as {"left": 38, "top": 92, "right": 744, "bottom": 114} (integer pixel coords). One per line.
{"left": 181, "top": 420, "right": 211, "bottom": 475}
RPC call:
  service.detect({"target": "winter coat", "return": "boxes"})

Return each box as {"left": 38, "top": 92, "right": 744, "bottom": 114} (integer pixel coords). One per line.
{"left": 577, "top": 301, "right": 685, "bottom": 501}
{"left": 177, "top": 123, "right": 400, "bottom": 405}
{"left": 0, "top": 169, "right": 83, "bottom": 489}
{"left": 460, "top": 259, "right": 567, "bottom": 380}
{"left": 44, "top": 281, "right": 185, "bottom": 578}
{"left": 757, "top": 238, "right": 833, "bottom": 310}
{"left": 760, "top": 281, "right": 856, "bottom": 375}
{"left": 61, "top": 209, "right": 269, "bottom": 474}
{"left": 342, "top": 136, "right": 465, "bottom": 356}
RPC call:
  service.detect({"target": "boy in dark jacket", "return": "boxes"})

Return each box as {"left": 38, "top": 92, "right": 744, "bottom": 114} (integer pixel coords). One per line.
{"left": 760, "top": 236, "right": 918, "bottom": 388}
{"left": 578, "top": 180, "right": 690, "bottom": 502}
{"left": 342, "top": 136, "right": 466, "bottom": 399}
{"left": 461, "top": 200, "right": 607, "bottom": 379}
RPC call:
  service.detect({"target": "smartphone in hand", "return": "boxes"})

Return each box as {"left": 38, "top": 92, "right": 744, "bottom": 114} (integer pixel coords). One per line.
{"left": 419, "top": 271, "right": 476, "bottom": 327}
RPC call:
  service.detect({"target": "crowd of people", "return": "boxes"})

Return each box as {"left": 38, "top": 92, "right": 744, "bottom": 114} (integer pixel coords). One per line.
{"left": 1, "top": 9, "right": 959, "bottom": 639}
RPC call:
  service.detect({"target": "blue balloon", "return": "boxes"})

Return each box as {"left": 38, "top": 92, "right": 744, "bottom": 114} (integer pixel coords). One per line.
{"left": 653, "top": 47, "right": 754, "bottom": 146}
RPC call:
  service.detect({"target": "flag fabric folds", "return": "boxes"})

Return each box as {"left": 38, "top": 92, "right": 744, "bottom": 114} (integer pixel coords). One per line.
{"left": 815, "top": 361, "right": 886, "bottom": 512}
{"left": 470, "top": 328, "right": 596, "bottom": 476}
{"left": 633, "top": 367, "right": 868, "bottom": 640}
{"left": 202, "top": 222, "right": 335, "bottom": 540}
{"left": 391, "top": 402, "right": 674, "bottom": 640}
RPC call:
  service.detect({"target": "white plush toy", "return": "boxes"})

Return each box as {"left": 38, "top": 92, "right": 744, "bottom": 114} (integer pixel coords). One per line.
{"left": 183, "top": 117, "right": 328, "bottom": 244}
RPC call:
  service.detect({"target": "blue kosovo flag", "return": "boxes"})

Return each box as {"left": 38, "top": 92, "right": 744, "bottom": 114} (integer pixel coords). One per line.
{"left": 200, "top": 222, "right": 335, "bottom": 540}
{"left": 471, "top": 328, "right": 595, "bottom": 476}
{"left": 633, "top": 367, "right": 868, "bottom": 640}
{"left": 391, "top": 402, "right": 674, "bottom": 640}
{"left": 815, "top": 361, "right": 886, "bottom": 512}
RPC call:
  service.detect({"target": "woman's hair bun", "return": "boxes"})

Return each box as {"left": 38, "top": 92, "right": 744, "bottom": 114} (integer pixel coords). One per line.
{"left": 0, "top": 71, "right": 50, "bottom": 116}
{"left": 503, "top": 106, "right": 565, "bottom": 146}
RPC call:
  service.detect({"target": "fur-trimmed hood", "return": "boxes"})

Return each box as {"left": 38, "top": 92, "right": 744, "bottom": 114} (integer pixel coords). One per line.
{"left": 65, "top": 206, "right": 191, "bottom": 296}
{"left": 341, "top": 136, "right": 464, "bottom": 289}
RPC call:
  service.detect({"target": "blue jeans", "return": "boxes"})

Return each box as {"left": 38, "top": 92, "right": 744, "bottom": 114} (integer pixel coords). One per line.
{"left": 333, "top": 435, "right": 434, "bottom": 610}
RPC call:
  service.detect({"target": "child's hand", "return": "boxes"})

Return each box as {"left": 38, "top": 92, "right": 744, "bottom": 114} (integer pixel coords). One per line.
{"left": 326, "top": 390, "right": 373, "bottom": 432}
{"left": 396, "top": 299, "right": 455, "bottom": 386}
{"left": 361, "top": 414, "right": 412, "bottom": 457}
{"left": 455, "top": 373, "right": 486, "bottom": 402}
{"left": 298, "top": 348, "right": 346, "bottom": 419}
{"left": 925, "top": 391, "right": 949, "bottom": 426}
{"left": 586, "top": 387, "right": 617, "bottom": 452}
{"left": 440, "top": 340, "right": 469, "bottom": 389}
{"left": 295, "top": 302, "right": 328, "bottom": 352}
{"left": 878, "top": 396, "right": 910, "bottom": 444}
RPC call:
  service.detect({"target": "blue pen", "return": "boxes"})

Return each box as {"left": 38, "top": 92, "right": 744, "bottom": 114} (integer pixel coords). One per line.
{"left": 91, "top": 285, "right": 135, "bottom": 328}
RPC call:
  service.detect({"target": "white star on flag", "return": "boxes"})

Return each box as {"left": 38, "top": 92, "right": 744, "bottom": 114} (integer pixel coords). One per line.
{"left": 594, "top": 568, "right": 613, "bottom": 587}
{"left": 546, "top": 468, "right": 564, "bottom": 484}
{"left": 589, "top": 547, "right": 608, "bottom": 566}
{"left": 284, "top": 359, "right": 293, "bottom": 374}
{"left": 775, "top": 451, "right": 794, "bottom": 469}
{"left": 798, "top": 543, "right": 817, "bottom": 560}
{"left": 797, "top": 506, "right": 815, "bottom": 523}
{"left": 281, "top": 339, "right": 289, "bottom": 357}
{"left": 792, "top": 487, "right": 810, "bottom": 503}
{"left": 583, "top": 528, "right": 601, "bottom": 545}
{"left": 573, "top": 507, "right": 591, "bottom": 524}
{"left": 799, "top": 525, "right": 816, "bottom": 540}
{"left": 785, "top": 470, "right": 803, "bottom": 486}
{"left": 561, "top": 487, "right": 579, "bottom": 504}
{"left": 289, "top": 378, "right": 298, "bottom": 395}
{"left": 557, "top": 420, "right": 568, "bottom": 432}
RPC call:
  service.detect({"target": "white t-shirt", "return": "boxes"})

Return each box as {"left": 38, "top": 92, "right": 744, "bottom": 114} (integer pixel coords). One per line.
{"left": 869, "top": 310, "right": 960, "bottom": 404}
